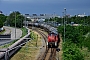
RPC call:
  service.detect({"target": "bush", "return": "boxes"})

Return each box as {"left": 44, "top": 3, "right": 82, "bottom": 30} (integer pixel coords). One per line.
{"left": 63, "top": 42, "right": 84, "bottom": 60}
{"left": 58, "top": 25, "right": 86, "bottom": 60}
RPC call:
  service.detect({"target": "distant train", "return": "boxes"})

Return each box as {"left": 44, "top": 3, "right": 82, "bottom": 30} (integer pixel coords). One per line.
{"left": 28, "top": 22, "right": 60, "bottom": 48}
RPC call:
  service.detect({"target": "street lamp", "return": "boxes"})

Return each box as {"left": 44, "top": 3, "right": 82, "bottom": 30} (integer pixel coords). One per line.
{"left": 64, "top": 8, "right": 66, "bottom": 42}
{"left": 62, "top": 12, "right": 64, "bottom": 25}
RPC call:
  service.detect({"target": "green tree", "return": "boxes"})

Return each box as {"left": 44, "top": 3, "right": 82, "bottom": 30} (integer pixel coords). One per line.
{"left": 57, "top": 16, "right": 90, "bottom": 60}
{"left": 58, "top": 25, "right": 86, "bottom": 47}
{"left": 0, "top": 14, "right": 6, "bottom": 23}
{"left": 0, "top": 14, "right": 6, "bottom": 28}
{"left": 0, "top": 20, "right": 3, "bottom": 28}
{"left": 8, "top": 11, "right": 24, "bottom": 28}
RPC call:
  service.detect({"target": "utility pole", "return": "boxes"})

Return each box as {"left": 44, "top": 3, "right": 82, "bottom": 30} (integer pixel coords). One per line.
{"left": 84, "top": 12, "right": 85, "bottom": 26}
{"left": 64, "top": 8, "right": 66, "bottom": 42}
{"left": 15, "top": 11, "right": 16, "bottom": 39}
{"left": 54, "top": 12, "right": 55, "bottom": 26}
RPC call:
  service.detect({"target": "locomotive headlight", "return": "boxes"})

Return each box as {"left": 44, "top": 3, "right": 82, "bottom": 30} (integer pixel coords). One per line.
{"left": 55, "top": 42, "right": 57, "bottom": 46}
{"left": 47, "top": 42, "right": 48, "bottom": 46}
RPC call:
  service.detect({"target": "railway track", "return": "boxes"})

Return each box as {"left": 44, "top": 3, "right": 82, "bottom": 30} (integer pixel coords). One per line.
{"left": 30, "top": 27, "right": 57, "bottom": 60}
{"left": 42, "top": 48, "right": 56, "bottom": 60}
{"left": 0, "top": 25, "right": 59, "bottom": 60}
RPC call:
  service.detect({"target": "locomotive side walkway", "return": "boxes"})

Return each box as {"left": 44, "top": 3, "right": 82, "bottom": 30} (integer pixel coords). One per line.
{"left": 0, "top": 26, "right": 22, "bottom": 46}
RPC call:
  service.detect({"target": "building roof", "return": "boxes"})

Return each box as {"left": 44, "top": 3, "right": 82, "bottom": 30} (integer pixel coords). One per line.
{"left": 24, "top": 14, "right": 60, "bottom": 19}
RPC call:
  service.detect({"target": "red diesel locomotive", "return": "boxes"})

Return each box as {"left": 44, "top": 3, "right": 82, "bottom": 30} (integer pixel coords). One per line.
{"left": 47, "top": 32, "right": 60, "bottom": 48}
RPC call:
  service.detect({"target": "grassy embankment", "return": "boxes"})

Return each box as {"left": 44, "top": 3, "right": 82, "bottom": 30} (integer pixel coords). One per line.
{"left": 81, "top": 32, "right": 90, "bottom": 60}
{"left": 81, "top": 47, "right": 90, "bottom": 60}
{"left": 58, "top": 34, "right": 63, "bottom": 60}
{"left": 11, "top": 30, "right": 42, "bottom": 60}
{"left": 0, "top": 29, "right": 5, "bottom": 34}
{"left": 21, "top": 27, "right": 27, "bottom": 37}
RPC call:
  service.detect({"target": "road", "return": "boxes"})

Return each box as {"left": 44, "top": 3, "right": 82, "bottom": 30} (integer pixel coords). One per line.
{"left": 0, "top": 26, "right": 22, "bottom": 46}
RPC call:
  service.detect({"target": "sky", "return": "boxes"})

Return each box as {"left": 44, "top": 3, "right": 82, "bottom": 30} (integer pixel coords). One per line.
{"left": 0, "top": 0, "right": 90, "bottom": 16}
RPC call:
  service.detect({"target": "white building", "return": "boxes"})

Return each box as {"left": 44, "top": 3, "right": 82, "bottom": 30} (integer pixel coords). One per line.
{"left": 77, "top": 13, "right": 86, "bottom": 17}
{"left": 77, "top": 14, "right": 86, "bottom": 17}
